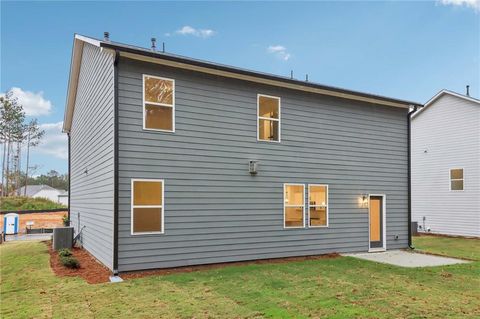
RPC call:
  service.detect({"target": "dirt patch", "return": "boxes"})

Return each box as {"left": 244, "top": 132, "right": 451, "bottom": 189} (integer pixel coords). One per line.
{"left": 47, "top": 242, "right": 111, "bottom": 284}
{"left": 122, "top": 253, "right": 340, "bottom": 280}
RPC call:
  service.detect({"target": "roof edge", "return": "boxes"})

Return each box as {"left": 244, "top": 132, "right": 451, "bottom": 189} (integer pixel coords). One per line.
{"left": 64, "top": 34, "right": 423, "bottom": 133}
{"left": 412, "top": 89, "right": 480, "bottom": 119}
{"left": 63, "top": 34, "right": 102, "bottom": 133}
{"left": 101, "top": 40, "right": 422, "bottom": 108}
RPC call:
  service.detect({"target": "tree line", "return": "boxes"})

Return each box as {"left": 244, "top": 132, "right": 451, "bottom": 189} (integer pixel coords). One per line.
{"left": 1, "top": 90, "right": 45, "bottom": 196}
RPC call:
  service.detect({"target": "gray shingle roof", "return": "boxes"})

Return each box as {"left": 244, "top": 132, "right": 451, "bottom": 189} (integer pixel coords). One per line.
{"left": 15, "top": 184, "right": 62, "bottom": 197}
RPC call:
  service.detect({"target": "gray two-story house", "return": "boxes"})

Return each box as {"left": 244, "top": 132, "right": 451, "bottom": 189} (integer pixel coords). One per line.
{"left": 63, "top": 34, "right": 421, "bottom": 274}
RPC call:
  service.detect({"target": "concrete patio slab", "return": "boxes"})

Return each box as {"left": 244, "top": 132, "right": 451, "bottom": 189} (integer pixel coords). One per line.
{"left": 343, "top": 250, "right": 469, "bottom": 267}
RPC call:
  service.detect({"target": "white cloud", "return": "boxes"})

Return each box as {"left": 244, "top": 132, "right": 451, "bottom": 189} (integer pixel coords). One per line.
{"left": 34, "top": 122, "right": 68, "bottom": 160}
{"left": 267, "top": 45, "right": 291, "bottom": 61}
{"left": 439, "top": 0, "right": 480, "bottom": 11}
{"left": 173, "top": 25, "right": 216, "bottom": 38}
{"left": 0, "top": 87, "right": 52, "bottom": 116}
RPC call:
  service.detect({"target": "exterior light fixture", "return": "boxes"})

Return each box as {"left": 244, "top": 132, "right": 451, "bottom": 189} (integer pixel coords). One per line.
{"left": 362, "top": 194, "right": 369, "bottom": 208}
{"left": 249, "top": 160, "right": 258, "bottom": 175}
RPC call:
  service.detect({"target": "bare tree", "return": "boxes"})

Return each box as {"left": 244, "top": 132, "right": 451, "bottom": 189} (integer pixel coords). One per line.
{"left": 23, "top": 119, "right": 44, "bottom": 196}
{"left": 0, "top": 91, "right": 25, "bottom": 196}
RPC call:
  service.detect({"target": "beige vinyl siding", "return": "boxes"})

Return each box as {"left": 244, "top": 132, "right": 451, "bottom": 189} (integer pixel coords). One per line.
{"left": 70, "top": 43, "right": 115, "bottom": 269}
{"left": 116, "top": 58, "right": 409, "bottom": 272}
{"left": 412, "top": 94, "right": 480, "bottom": 237}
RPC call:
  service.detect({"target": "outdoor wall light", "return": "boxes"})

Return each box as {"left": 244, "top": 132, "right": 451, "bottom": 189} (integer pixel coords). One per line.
{"left": 249, "top": 160, "right": 258, "bottom": 175}
{"left": 361, "top": 194, "right": 369, "bottom": 208}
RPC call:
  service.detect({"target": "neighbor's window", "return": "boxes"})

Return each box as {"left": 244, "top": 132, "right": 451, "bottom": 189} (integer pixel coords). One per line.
{"left": 131, "top": 179, "right": 164, "bottom": 234}
{"left": 450, "top": 168, "right": 464, "bottom": 191}
{"left": 309, "top": 185, "right": 328, "bottom": 227}
{"left": 284, "top": 184, "right": 305, "bottom": 228}
{"left": 258, "top": 94, "right": 280, "bottom": 142}
{"left": 143, "top": 75, "right": 175, "bottom": 131}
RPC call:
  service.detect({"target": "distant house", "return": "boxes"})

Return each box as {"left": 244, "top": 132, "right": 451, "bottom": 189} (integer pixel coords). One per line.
{"left": 15, "top": 185, "right": 67, "bottom": 205}
{"left": 412, "top": 90, "right": 479, "bottom": 237}
{"left": 57, "top": 191, "right": 69, "bottom": 206}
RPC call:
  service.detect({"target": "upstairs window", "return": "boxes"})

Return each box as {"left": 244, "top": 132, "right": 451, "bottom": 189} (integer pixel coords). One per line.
{"left": 143, "top": 75, "right": 175, "bottom": 132}
{"left": 258, "top": 94, "right": 280, "bottom": 142}
{"left": 450, "top": 168, "right": 464, "bottom": 191}
{"left": 308, "top": 185, "right": 328, "bottom": 227}
{"left": 284, "top": 184, "right": 305, "bottom": 228}
{"left": 131, "top": 179, "right": 164, "bottom": 235}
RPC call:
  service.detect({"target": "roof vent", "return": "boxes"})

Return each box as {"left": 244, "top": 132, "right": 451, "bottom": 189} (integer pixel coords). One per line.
{"left": 466, "top": 85, "right": 470, "bottom": 96}
{"left": 151, "top": 37, "right": 156, "bottom": 51}
{"left": 104, "top": 32, "right": 110, "bottom": 42}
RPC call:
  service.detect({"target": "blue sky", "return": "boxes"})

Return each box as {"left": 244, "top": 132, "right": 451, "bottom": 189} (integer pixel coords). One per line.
{"left": 1, "top": 1, "right": 479, "bottom": 174}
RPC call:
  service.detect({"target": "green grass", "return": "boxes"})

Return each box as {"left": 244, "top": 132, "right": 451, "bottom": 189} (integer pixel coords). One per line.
{"left": 413, "top": 235, "right": 480, "bottom": 261}
{"left": 1, "top": 238, "right": 479, "bottom": 318}
{"left": 0, "top": 196, "right": 66, "bottom": 211}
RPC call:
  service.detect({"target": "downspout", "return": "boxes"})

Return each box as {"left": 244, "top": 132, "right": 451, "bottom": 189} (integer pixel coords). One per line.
{"left": 67, "top": 133, "right": 71, "bottom": 222}
{"left": 113, "top": 50, "right": 120, "bottom": 275}
{"left": 407, "top": 105, "right": 418, "bottom": 249}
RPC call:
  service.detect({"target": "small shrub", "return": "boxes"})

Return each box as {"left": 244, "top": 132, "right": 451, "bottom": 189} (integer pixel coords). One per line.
{"left": 62, "top": 215, "right": 70, "bottom": 226}
{"left": 60, "top": 256, "right": 80, "bottom": 269}
{"left": 58, "top": 248, "right": 72, "bottom": 257}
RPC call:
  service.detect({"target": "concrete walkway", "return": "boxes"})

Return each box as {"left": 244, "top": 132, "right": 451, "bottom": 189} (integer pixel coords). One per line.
{"left": 5, "top": 233, "right": 52, "bottom": 242}
{"left": 343, "top": 250, "right": 469, "bottom": 267}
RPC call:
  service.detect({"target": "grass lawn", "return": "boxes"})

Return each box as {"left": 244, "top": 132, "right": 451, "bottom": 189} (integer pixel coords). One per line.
{"left": 413, "top": 235, "right": 480, "bottom": 261}
{"left": 1, "top": 238, "right": 479, "bottom": 319}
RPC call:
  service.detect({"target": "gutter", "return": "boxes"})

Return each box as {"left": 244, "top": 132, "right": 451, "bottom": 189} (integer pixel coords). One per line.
{"left": 113, "top": 50, "right": 120, "bottom": 275}
{"left": 407, "top": 105, "right": 419, "bottom": 249}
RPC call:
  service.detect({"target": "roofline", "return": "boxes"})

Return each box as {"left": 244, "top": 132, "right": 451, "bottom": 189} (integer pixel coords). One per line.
{"left": 100, "top": 41, "right": 421, "bottom": 107}
{"left": 412, "top": 89, "right": 480, "bottom": 119}
{"left": 63, "top": 34, "right": 422, "bottom": 132}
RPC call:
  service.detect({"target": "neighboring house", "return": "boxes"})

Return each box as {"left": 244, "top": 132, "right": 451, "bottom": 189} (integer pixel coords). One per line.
{"left": 63, "top": 34, "right": 422, "bottom": 274}
{"left": 15, "top": 185, "right": 66, "bottom": 204}
{"left": 412, "top": 90, "right": 480, "bottom": 237}
{"left": 57, "top": 191, "right": 69, "bottom": 206}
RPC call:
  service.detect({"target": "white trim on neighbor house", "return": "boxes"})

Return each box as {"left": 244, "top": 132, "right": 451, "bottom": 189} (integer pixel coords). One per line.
{"left": 449, "top": 168, "right": 465, "bottom": 192}
{"left": 307, "top": 184, "right": 329, "bottom": 228}
{"left": 412, "top": 89, "right": 480, "bottom": 119}
{"left": 283, "top": 183, "right": 305, "bottom": 229}
{"left": 257, "top": 94, "right": 281, "bottom": 143}
{"left": 368, "top": 194, "right": 387, "bottom": 252}
{"left": 131, "top": 178, "right": 165, "bottom": 236}
{"left": 142, "top": 74, "right": 176, "bottom": 133}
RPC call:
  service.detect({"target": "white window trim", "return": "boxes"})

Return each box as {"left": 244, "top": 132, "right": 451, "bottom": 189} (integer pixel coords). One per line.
{"left": 283, "top": 183, "right": 305, "bottom": 229}
{"left": 308, "top": 184, "right": 329, "bottom": 228}
{"left": 257, "top": 94, "right": 281, "bottom": 143}
{"left": 131, "top": 178, "right": 165, "bottom": 235}
{"left": 449, "top": 168, "right": 464, "bottom": 191}
{"left": 142, "top": 74, "right": 175, "bottom": 133}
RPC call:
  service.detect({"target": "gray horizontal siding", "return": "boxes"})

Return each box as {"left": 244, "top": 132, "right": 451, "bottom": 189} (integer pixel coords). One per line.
{"left": 117, "top": 58, "right": 408, "bottom": 272}
{"left": 70, "top": 43, "right": 115, "bottom": 269}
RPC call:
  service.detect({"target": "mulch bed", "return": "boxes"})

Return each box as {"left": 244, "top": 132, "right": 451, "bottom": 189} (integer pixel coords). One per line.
{"left": 47, "top": 242, "right": 111, "bottom": 284}
{"left": 47, "top": 240, "right": 339, "bottom": 283}
{"left": 122, "top": 253, "right": 340, "bottom": 280}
